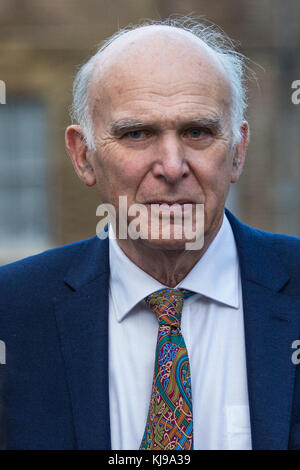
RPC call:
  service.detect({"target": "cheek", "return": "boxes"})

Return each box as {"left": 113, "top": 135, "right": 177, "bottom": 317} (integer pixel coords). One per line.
{"left": 196, "top": 158, "right": 229, "bottom": 187}
{"left": 193, "top": 149, "right": 233, "bottom": 201}
{"left": 208, "top": 145, "right": 233, "bottom": 178}
{"left": 94, "top": 146, "right": 148, "bottom": 200}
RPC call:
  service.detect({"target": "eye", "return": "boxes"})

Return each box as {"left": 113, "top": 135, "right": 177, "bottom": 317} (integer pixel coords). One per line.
{"left": 124, "top": 130, "right": 146, "bottom": 139}
{"left": 184, "top": 128, "right": 205, "bottom": 139}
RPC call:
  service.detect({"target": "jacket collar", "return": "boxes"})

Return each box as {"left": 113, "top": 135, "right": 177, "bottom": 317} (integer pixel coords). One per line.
{"left": 225, "top": 208, "right": 290, "bottom": 292}
{"left": 63, "top": 235, "right": 109, "bottom": 291}
{"left": 54, "top": 235, "right": 111, "bottom": 449}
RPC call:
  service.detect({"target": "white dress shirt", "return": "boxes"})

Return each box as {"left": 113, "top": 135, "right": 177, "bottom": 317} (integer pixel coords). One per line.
{"left": 108, "top": 214, "right": 252, "bottom": 450}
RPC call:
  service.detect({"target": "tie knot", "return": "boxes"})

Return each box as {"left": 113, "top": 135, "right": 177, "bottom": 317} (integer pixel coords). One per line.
{"left": 145, "top": 288, "right": 194, "bottom": 329}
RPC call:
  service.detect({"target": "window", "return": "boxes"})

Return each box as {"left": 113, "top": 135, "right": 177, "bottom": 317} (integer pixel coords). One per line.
{"left": 0, "top": 99, "right": 51, "bottom": 264}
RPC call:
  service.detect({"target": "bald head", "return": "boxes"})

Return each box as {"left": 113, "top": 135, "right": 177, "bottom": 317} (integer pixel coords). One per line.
{"left": 89, "top": 26, "right": 231, "bottom": 130}
{"left": 91, "top": 25, "right": 228, "bottom": 83}
{"left": 71, "top": 20, "right": 248, "bottom": 150}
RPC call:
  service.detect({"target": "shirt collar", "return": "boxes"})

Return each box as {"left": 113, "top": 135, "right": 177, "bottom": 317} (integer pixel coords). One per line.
{"left": 177, "top": 214, "right": 240, "bottom": 309}
{"left": 109, "top": 213, "right": 240, "bottom": 322}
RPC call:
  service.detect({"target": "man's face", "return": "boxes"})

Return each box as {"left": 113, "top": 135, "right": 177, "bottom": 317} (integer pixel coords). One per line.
{"left": 71, "top": 30, "right": 248, "bottom": 250}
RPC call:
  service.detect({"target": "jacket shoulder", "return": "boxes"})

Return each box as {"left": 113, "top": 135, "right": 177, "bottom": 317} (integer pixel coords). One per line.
{"left": 226, "top": 208, "right": 300, "bottom": 254}
{"left": 268, "top": 231, "right": 300, "bottom": 273}
{"left": 0, "top": 236, "right": 99, "bottom": 304}
{"left": 239, "top": 220, "right": 300, "bottom": 263}
{"left": 226, "top": 209, "right": 300, "bottom": 293}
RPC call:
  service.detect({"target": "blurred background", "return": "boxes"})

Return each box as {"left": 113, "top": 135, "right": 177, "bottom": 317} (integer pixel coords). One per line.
{"left": 0, "top": 0, "right": 299, "bottom": 264}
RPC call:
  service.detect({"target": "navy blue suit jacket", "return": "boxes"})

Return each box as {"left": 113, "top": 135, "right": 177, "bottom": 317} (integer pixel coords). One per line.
{"left": 0, "top": 209, "right": 300, "bottom": 449}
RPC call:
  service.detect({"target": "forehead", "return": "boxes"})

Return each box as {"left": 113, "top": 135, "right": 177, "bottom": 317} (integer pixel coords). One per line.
{"left": 89, "top": 27, "right": 232, "bottom": 123}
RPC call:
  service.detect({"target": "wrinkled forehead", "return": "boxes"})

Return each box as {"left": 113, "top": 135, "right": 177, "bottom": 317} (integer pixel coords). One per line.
{"left": 89, "top": 26, "right": 232, "bottom": 118}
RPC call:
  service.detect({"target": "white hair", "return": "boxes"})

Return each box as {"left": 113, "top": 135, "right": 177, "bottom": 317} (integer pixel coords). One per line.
{"left": 71, "top": 17, "right": 249, "bottom": 151}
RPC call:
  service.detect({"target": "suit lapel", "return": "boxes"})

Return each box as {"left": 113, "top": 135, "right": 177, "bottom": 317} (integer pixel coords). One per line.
{"left": 226, "top": 209, "right": 300, "bottom": 449}
{"left": 54, "top": 236, "right": 111, "bottom": 449}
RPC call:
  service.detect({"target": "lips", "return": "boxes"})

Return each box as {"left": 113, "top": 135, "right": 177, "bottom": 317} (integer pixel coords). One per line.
{"left": 145, "top": 201, "right": 195, "bottom": 215}
{"left": 145, "top": 201, "right": 195, "bottom": 205}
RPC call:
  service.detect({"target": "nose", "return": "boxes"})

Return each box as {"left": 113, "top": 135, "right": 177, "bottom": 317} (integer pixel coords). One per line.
{"left": 152, "top": 133, "right": 189, "bottom": 185}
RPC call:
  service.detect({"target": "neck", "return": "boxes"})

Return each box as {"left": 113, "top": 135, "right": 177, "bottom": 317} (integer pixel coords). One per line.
{"left": 116, "top": 216, "right": 223, "bottom": 287}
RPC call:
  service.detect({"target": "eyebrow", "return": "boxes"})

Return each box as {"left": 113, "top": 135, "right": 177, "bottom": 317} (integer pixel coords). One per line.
{"left": 109, "top": 116, "right": 223, "bottom": 136}
{"left": 109, "top": 120, "right": 149, "bottom": 136}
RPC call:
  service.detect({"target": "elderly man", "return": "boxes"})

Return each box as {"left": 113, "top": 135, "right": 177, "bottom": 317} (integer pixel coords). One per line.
{"left": 0, "top": 19, "right": 300, "bottom": 451}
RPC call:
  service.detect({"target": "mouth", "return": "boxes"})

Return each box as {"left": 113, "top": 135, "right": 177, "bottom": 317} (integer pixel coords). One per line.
{"left": 145, "top": 201, "right": 195, "bottom": 206}
{"left": 144, "top": 201, "right": 196, "bottom": 216}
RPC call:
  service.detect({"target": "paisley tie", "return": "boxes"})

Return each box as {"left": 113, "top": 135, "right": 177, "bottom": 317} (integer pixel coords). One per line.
{"left": 140, "top": 288, "right": 194, "bottom": 450}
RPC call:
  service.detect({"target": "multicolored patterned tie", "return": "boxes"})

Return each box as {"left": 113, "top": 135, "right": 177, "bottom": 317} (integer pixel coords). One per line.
{"left": 140, "top": 288, "right": 194, "bottom": 450}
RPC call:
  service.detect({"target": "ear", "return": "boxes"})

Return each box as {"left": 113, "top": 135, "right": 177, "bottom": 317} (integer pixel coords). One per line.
{"left": 65, "top": 125, "right": 96, "bottom": 187}
{"left": 230, "top": 121, "right": 249, "bottom": 183}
